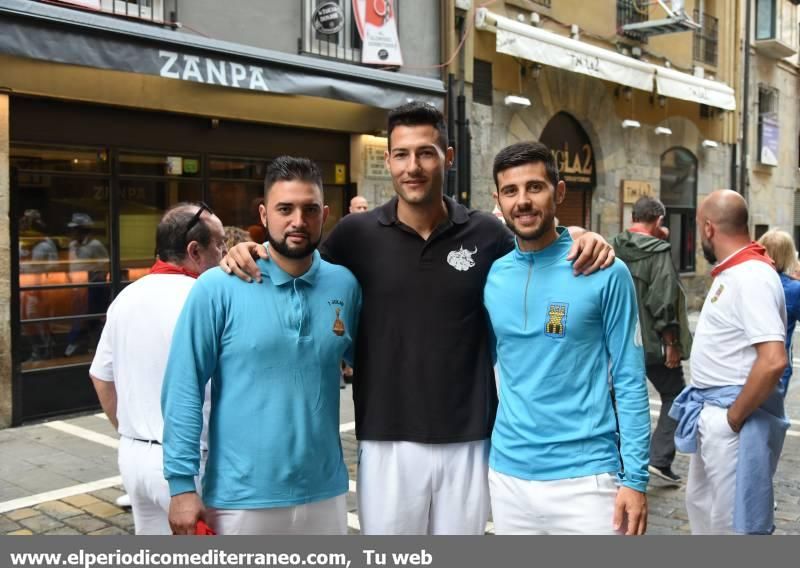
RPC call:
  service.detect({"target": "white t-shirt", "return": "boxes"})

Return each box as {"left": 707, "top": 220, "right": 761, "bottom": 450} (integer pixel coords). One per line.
{"left": 690, "top": 259, "right": 787, "bottom": 389}
{"left": 90, "top": 274, "right": 201, "bottom": 443}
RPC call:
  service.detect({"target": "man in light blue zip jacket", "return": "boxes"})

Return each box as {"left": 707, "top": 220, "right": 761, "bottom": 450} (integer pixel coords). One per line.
{"left": 484, "top": 141, "right": 650, "bottom": 535}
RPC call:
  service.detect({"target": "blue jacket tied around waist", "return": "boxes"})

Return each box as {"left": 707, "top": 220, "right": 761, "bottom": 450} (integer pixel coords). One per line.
{"left": 669, "top": 385, "right": 789, "bottom": 534}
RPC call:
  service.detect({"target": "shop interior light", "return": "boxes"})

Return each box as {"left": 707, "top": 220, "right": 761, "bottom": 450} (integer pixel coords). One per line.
{"left": 621, "top": 119, "right": 641, "bottom": 129}
{"left": 504, "top": 95, "right": 532, "bottom": 108}
{"left": 701, "top": 139, "right": 719, "bottom": 149}
{"left": 654, "top": 126, "right": 673, "bottom": 136}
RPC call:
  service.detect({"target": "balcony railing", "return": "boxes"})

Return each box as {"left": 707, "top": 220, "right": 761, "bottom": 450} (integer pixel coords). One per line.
{"left": 693, "top": 11, "right": 718, "bottom": 66}
{"left": 43, "top": 0, "right": 173, "bottom": 24}
{"left": 617, "top": 0, "right": 649, "bottom": 42}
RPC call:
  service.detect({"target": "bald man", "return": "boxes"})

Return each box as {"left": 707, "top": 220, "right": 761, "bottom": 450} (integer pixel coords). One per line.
{"left": 349, "top": 196, "right": 369, "bottom": 214}
{"left": 669, "top": 190, "right": 789, "bottom": 534}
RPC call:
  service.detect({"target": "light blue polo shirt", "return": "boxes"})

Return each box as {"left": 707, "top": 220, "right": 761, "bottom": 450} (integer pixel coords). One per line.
{"left": 484, "top": 229, "right": 650, "bottom": 493}
{"left": 162, "top": 250, "right": 361, "bottom": 509}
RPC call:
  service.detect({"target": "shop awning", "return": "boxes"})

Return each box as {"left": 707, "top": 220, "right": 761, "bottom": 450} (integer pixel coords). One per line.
{"left": 0, "top": 0, "right": 444, "bottom": 111}
{"left": 476, "top": 9, "right": 735, "bottom": 111}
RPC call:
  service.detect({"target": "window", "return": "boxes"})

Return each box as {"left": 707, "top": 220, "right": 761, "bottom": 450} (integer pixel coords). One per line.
{"left": 693, "top": 10, "right": 719, "bottom": 66}
{"left": 754, "top": 0, "right": 798, "bottom": 55}
{"left": 473, "top": 59, "right": 493, "bottom": 106}
{"left": 301, "top": 0, "right": 365, "bottom": 64}
{"left": 617, "top": 0, "right": 650, "bottom": 43}
{"left": 660, "top": 147, "right": 698, "bottom": 273}
{"left": 756, "top": 0, "right": 777, "bottom": 40}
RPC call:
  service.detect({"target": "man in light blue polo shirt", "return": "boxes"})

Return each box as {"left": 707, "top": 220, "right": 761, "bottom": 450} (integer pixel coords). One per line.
{"left": 484, "top": 141, "right": 650, "bottom": 535}
{"left": 162, "top": 156, "right": 361, "bottom": 535}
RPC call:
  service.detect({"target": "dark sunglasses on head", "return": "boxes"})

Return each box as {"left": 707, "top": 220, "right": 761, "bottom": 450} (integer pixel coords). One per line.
{"left": 183, "top": 202, "right": 213, "bottom": 243}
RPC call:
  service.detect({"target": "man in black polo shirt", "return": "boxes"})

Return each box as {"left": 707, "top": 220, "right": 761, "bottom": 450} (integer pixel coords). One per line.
{"left": 221, "top": 103, "right": 614, "bottom": 534}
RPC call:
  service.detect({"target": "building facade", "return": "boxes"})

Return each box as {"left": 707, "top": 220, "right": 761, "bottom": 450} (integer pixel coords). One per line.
{"left": 449, "top": 0, "right": 799, "bottom": 309}
{"left": 0, "top": 0, "right": 445, "bottom": 426}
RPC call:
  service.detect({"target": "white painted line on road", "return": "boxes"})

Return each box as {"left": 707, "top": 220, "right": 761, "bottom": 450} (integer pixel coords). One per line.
{"left": 349, "top": 480, "right": 357, "bottom": 493}
{"left": 340, "top": 422, "right": 355, "bottom": 433}
{"left": 93, "top": 412, "right": 106, "bottom": 419}
{"left": 0, "top": 475, "right": 123, "bottom": 514}
{"left": 44, "top": 421, "right": 120, "bottom": 449}
{"left": 347, "top": 512, "right": 360, "bottom": 531}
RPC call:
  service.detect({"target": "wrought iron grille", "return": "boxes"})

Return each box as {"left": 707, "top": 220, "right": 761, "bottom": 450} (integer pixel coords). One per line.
{"left": 40, "top": 0, "right": 173, "bottom": 24}
{"left": 693, "top": 10, "right": 718, "bottom": 66}
{"left": 617, "top": 0, "right": 649, "bottom": 43}
{"left": 301, "top": 0, "right": 366, "bottom": 64}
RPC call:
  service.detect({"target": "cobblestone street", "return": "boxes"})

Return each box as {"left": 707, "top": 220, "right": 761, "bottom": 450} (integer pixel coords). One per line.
{"left": 2, "top": 373, "right": 799, "bottom": 535}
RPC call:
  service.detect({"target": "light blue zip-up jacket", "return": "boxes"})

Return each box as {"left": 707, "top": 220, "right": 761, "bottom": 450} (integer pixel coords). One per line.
{"left": 484, "top": 229, "right": 650, "bottom": 492}
{"left": 162, "top": 251, "right": 361, "bottom": 509}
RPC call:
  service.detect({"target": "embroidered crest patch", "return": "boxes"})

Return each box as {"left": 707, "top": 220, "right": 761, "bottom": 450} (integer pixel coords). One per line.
{"left": 545, "top": 303, "right": 568, "bottom": 338}
{"left": 329, "top": 299, "right": 345, "bottom": 336}
{"left": 710, "top": 284, "right": 725, "bottom": 303}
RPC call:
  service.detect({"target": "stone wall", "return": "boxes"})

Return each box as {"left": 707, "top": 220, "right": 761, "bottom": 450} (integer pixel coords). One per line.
{"left": 0, "top": 93, "right": 12, "bottom": 428}
{"left": 468, "top": 66, "right": 733, "bottom": 309}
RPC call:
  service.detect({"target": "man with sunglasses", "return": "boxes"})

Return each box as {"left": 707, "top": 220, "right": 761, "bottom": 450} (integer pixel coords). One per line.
{"left": 90, "top": 202, "right": 226, "bottom": 535}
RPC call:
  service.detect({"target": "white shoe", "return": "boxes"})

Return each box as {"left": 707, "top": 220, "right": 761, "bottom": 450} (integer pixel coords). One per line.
{"left": 115, "top": 494, "right": 131, "bottom": 508}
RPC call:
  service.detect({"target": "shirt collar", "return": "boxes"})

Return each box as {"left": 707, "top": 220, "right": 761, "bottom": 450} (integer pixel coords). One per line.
{"left": 513, "top": 227, "right": 572, "bottom": 267}
{"left": 376, "top": 195, "right": 470, "bottom": 226}
{"left": 259, "top": 248, "right": 321, "bottom": 286}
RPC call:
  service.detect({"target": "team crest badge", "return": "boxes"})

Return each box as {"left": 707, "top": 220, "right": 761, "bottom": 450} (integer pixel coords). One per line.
{"left": 545, "top": 303, "right": 568, "bottom": 338}
{"left": 710, "top": 284, "right": 725, "bottom": 303}
{"left": 329, "top": 300, "right": 345, "bottom": 336}
{"left": 447, "top": 245, "right": 478, "bottom": 272}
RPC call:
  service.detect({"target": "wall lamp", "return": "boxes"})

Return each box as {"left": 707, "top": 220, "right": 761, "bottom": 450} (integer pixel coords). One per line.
{"left": 701, "top": 139, "right": 719, "bottom": 149}
{"left": 504, "top": 95, "right": 532, "bottom": 108}
{"left": 654, "top": 126, "right": 673, "bottom": 136}
{"left": 621, "top": 119, "right": 641, "bottom": 129}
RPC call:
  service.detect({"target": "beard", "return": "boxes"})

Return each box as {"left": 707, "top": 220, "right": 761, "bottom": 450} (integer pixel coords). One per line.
{"left": 701, "top": 237, "right": 717, "bottom": 265}
{"left": 506, "top": 205, "right": 556, "bottom": 244}
{"left": 268, "top": 229, "right": 322, "bottom": 259}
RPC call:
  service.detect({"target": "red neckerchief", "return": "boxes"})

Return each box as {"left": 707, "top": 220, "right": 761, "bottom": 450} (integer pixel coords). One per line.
{"left": 628, "top": 225, "right": 653, "bottom": 236}
{"left": 710, "top": 242, "right": 775, "bottom": 277}
{"left": 149, "top": 259, "right": 200, "bottom": 279}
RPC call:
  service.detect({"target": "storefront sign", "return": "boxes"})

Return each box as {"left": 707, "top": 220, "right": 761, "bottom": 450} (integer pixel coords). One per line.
{"left": 759, "top": 115, "right": 779, "bottom": 166}
{"left": 353, "top": 0, "right": 403, "bottom": 66}
{"left": 165, "top": 156, "right": 183, "bottom": 176}
{"left": 622, "top": 180, "right": 655, "bottom": 204}
{"left": 539, "top": 112, "right": 596, "bottom": 191}
{"left": 365, "top": 144, "right": 390, "bottom": 179}
{"left": 313, "top": 2, "right": 345, "bottom": 35}
{"left": 0, "top": 11, "right": 444, "bottom": 111}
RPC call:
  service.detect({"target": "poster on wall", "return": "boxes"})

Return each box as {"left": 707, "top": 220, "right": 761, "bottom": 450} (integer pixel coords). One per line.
{"left": 759, "top": 115, "right": 779, "bottom": 166}
{"left": 352, "top": 0, "right": 403, "bottom": 66}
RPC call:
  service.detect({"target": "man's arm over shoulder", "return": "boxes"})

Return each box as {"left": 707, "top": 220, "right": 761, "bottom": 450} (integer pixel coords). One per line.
{"left": 161, "top": 274, "right": 226, "bottom": 496}
{"left": 600, "top": 261, "right": 650, "bottom": 493}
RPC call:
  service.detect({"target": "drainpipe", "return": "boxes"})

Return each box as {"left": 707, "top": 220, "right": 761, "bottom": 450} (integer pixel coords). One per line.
{"left": 739, "top": 0, "right": 752, "bottom": 198}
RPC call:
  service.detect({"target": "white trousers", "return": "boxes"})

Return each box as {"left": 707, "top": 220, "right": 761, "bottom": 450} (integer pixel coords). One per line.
{"left": 489, "top": 469, "right": 620, "bottom": 535}
{"left": 118, "top": 437, "right": 171, "bottom": 535}
{"left": 686, "top": 405, "right": 739, "bottom": 535}
{"left": 357, "top": 440, "right": 490, "bottom": 535}
{"left": 206, "top": 494, "right": 347, "bottom": 535}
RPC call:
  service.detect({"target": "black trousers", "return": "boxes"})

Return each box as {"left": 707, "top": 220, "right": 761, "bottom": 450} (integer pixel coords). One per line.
{"left": 645, "top": 363, "right": 686, "bottom": 469}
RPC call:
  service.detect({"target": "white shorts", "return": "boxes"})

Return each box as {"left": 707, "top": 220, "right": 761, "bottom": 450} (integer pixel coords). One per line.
{"left": 685, "top": 405, "right": 739, "bottom": 534}
{"left": 489, "top": 468, "right": 620, "bottom": 535}
{"left": 118, "top": 437, "right": 171, "bottom": 535}
{"left": 206, "top": 494, "right": 347, "bottom": 535}
{"left": 357, "top": 439, "right": 490, "bottom": 535}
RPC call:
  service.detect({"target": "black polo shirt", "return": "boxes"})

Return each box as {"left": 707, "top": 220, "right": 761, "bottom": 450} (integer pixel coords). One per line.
{"left": 320, "top": 196, "right": 515, "bottom": 443}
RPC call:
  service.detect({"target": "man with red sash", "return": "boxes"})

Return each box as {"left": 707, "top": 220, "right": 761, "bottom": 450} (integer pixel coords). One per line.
{"left": 670, "top": 189, "right": 789, "bottom": 534}
{"left": 90, "top": 203, "right": 227, "bottom": 534}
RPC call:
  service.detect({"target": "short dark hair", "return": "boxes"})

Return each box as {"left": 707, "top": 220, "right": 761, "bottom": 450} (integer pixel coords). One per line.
{"left": 492, "top": 141, "right": 559, "bottom": 189}
{"left": 156, "top": 202, "right": 213, "bottom": 263}
{"left": 387, "top": 102, "right": 448, "bottom": 152}
{"left": 264, "top": 156, "right": 323, "bottom": 198}
{"left": 632, "top": 196, "right": 666, "bottom": 223}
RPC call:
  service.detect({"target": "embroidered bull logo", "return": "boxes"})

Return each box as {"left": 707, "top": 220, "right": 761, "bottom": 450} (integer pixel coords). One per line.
{"left": 447, "top": 245, "right": 478, "bottom": 272}
{"left": 332, "top": 307, "right": 345, "bottom": 336}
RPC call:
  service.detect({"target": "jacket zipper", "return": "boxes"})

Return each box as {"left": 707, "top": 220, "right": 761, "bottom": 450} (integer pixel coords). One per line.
{"left": 523, "top": 259, "right": 533, "bottom": 330}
